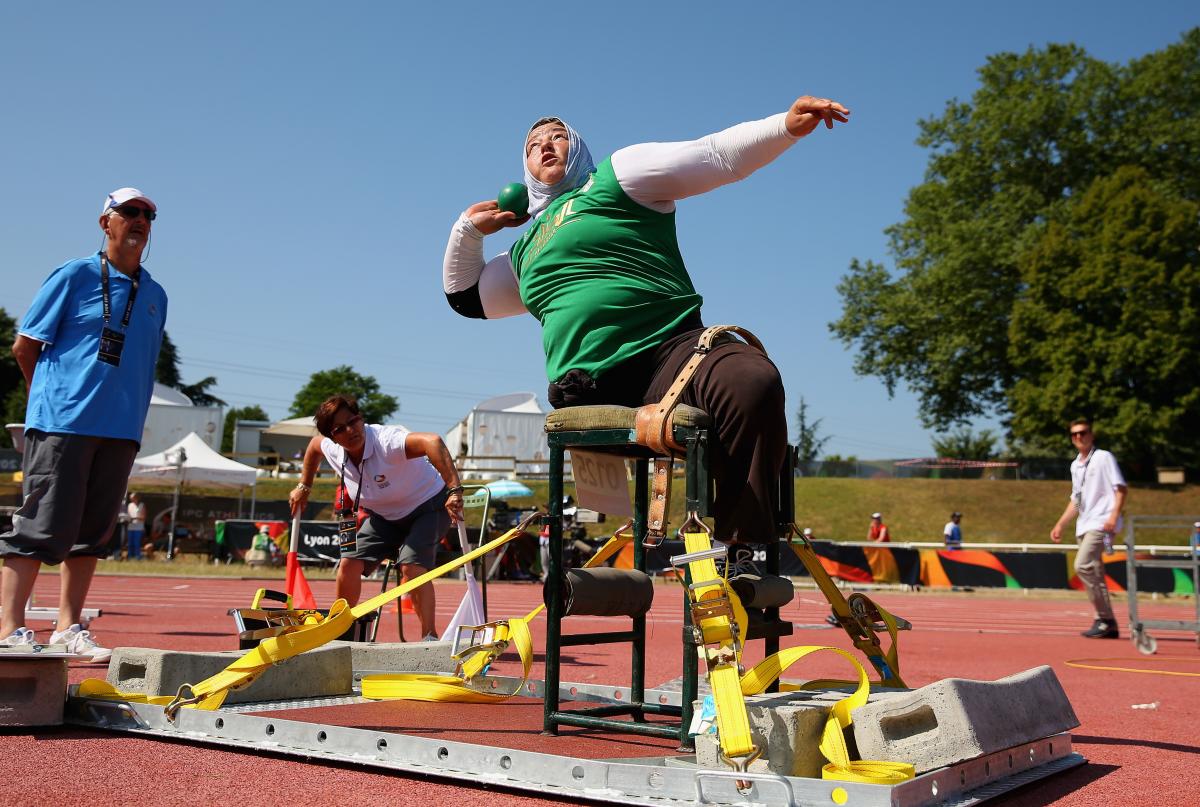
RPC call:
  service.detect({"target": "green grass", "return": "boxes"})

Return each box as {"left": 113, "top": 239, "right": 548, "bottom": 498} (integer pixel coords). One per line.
{"left": 792, "top": 477, "right": 1200, "bottom": 545}
{"left": 86, "top": 558, "right": 341, "bottom": 579}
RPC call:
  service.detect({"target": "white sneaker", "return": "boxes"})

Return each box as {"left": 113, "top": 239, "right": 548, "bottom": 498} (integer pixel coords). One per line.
{"left": 422, "top": 633, "right": 440, "bottom": 643}
{"left": 1, "top": 627, "right": 37, "bottom": 647}
{"left": 49, "top": 623, "right": 112, "bottom": 662}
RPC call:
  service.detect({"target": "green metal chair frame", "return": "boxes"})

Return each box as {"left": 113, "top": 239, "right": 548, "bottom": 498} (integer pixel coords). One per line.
{"left": 542, "top": 407, "right": 789, "bottom": 750}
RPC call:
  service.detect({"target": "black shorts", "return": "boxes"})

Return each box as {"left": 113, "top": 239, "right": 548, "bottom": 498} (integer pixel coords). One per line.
{"left": 343, "top": 489, "right": 450, "bottom": 574}
{"left": 0, "top": 430, "right": 138, "bottom": 564}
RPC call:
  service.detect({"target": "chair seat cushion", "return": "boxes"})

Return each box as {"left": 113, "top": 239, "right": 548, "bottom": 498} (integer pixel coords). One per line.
{"left": 545, "top": 404, "right": 710, "bottom": 433}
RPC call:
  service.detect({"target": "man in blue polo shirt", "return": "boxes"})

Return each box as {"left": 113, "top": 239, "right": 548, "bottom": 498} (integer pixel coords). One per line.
{"left": 0, "top": 188, "right": 168, "bottom": 661}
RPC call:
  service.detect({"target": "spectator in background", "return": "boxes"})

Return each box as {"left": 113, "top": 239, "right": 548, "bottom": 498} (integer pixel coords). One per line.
{"left": 126, "top": 492, "right": 148, "bottom": 560}
{"left": 868, "top": 512, "right": 890, "bottom": 542}
{"left": 1051, "top": 418, "right": 1127, "bottom": 639}
{"left": 1190, "top": 521, "right": 1199, "bottom": 557}
{"left": 943, "top": 512, "right": 963, "bottom": 550}
{"left": 0, "top": 188, "right": 167, "bottom": 660}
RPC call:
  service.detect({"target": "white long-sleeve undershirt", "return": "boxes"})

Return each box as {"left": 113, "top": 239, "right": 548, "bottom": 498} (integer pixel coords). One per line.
{"left": 442, "top": 112, "right": 799, "bottom": 319}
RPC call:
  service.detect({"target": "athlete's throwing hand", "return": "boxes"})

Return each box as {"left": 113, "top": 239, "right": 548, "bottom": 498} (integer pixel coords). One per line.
{"left": 785, "top": 96, "right": 850, "bottom": 138}
{"left": 466, "top": 200, "right": 530, "bottom": 235}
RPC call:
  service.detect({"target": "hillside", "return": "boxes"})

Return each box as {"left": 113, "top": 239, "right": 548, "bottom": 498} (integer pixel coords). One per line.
{"left": 3, "top": 477, "right": 1196, "bottom": 546}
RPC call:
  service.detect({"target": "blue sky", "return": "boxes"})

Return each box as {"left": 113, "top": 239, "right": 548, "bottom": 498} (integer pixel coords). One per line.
{"left": 1, "top": 2, "right": 1193, "bottom": 458}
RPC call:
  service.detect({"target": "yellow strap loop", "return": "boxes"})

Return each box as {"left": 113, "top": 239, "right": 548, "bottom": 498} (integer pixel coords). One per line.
{"left": 680, "top": 530, "right": 913, "bottom": 784}
{"left": 360, "top": 525, "right": 636, "bottom": 702}
{"left": 740, "top": 645, "right": 913, "bottom": 783}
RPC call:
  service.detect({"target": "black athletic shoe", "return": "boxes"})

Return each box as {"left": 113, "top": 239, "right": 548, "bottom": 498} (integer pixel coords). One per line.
{"left": 1081, "top": 619, "right": 1119, "bottom": 639}
{"left": 825, "top": 613, "right": 840, "bottom": 626}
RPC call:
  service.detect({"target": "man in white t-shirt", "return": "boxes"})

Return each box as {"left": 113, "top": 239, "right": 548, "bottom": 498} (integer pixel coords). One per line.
{"left": 943, "top": 512, "right": 962, "bottom": 550}
{"left": 126, "top": 492, "right": 148, "bottom": 560}
{"left": 1051, "top": 418, "right": 1127, "bottom": 638}
{"left": 289, "top": 395, "right": 465, "bottom": 641}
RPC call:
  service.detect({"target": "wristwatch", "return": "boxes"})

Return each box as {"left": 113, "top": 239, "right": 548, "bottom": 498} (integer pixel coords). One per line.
{"left": 447, "top": 485, "right": 464, "bottom": 496}
{"left": 294, "top": 482, "right": 312, "bottom": 493}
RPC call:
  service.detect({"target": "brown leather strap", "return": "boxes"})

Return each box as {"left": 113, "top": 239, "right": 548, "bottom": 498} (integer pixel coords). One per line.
{"left": 645, "top": 458, "right": 673, "bottom": 545}
{"left": 634, "top": 325, "right": 766, "bottom": 455}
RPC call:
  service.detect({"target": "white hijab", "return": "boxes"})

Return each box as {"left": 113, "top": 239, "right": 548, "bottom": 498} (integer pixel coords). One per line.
{"left": 523, "top": 117, "right": 595, "bottom": 218}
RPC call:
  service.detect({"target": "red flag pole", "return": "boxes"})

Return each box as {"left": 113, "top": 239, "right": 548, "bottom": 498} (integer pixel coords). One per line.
{"left": 286, "top": 510, "right": 317, "bottom": 609}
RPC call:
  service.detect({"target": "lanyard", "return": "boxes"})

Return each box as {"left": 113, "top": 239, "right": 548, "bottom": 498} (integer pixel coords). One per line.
{"left": 100, "top": 254, "right": 140, "bottom": 330}
{"left": 339, "top": 454, "right": 368, "bottom": 514}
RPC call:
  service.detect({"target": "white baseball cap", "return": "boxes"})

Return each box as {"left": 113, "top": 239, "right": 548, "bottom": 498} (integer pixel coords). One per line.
{"left": 803, "top": 528, "right": 813, "bottom": 536}
{"left": 1194, "top": 521, "right": 1200, "bottom": 528}
{"left": 103, "top": 187, "right": 157, "bottom": 213}
{"left": 871, "top": 512, "right": 882, "bottom": 519}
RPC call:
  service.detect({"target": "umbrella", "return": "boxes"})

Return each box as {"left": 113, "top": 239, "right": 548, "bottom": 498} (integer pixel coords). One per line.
{"left": 485, "top": 479, "right": 534, "bottom": 499}
{"left": 440, "top": 521, "right": 485, "bottom": 642}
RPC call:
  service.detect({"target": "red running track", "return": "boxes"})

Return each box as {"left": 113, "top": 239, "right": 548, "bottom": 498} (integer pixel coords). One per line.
{"left": 3, "top": 573, "right": 1198, "bottom": 806}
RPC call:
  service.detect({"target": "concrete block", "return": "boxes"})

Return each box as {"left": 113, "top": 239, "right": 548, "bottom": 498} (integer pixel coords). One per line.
{"left": 106, "top": 644, "right": 353, "bottom": 704}
{"left": 332, "top": 640, "right": 458, "bottom": 675}
{"left": 694, "top": 686, "right": 908, "bottom": 777}
{"left": 851, "top": 665, "right": 1078, "bottom": 774}
{"left": 0, "top": 656, "right": 68, "bottom": 726}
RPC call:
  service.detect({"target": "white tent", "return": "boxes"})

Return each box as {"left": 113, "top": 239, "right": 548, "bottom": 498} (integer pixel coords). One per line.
{"left": 130, "top": 431, "right": 258, "bottom": 487}
{"left": 129, "top": 431, "right": 258, "bottom": 556}
{"left": 444, "top": 392, "right": 548, "bottom": 477}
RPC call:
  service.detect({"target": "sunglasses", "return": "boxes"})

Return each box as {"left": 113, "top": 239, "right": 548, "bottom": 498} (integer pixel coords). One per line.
{"left": 330, "top": 414, "right": 363, "bottom": 437}
{"left": 111, "top": 205, "right": 157, "bottom": 221}
{"left": 1069, "top": 429, "right": 1090, "bottom": 438}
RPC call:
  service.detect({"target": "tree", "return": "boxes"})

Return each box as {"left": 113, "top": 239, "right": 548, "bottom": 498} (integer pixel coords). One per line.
{"left": 222, "top": 404, "right": 270, "bottom": 453}
{"left": 0, "top": 309, "right": 26, "bottom": 448}
{"left": 290, "top": 365, "right": 398, "bottom": 424}
{"left": 1007, "top": 167, "right": 1200, "bottom": 471}
{"left": 931, "top": 427, "right": 998, "bottom": 460}
{"left": 831, "top": 30, "right": 1200, "bottom": 448}
{"left": 794, "top": 396, "right": 830, "bottom": 463}
{"left": 0, "top": 309, "right": 21, "bottom": 402}
{"left": 179, "top": 376, "right": 226, "bottom": 407}
{"left": 154, "top": 331, "right": 226, "bottom": 406}
{"left": 156, "top": 331, "right": 181, "bottom": 387}
{"left": 1, "top": 387, "right": 26, "bottom": 449}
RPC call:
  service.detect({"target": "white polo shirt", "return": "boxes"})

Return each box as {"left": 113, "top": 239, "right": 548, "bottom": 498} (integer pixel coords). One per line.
{"left": 321, "top": 424, "right": 445, "bottom": 521}
{"left": 1069, "top": 447, "right": 1126, "bottom": 536}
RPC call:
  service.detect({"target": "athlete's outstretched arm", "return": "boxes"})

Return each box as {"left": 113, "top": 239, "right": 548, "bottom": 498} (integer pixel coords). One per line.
{"left": 613, "top": 95, "right": 849, "bottom": 212}
{"left": 442, "top": 201, "right": 528, "bottom": 320}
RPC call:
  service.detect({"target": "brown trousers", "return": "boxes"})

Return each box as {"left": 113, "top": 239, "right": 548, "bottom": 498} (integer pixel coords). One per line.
{"left": 548, "top": 317, "right": 787, "bottom": 542}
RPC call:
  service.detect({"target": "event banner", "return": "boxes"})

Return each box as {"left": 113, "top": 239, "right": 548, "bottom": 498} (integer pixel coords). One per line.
{"left": 213, "top": 521, "right": 1192, "bottom": 596}
{"left": 615, "top": 539, "right": 1189, "bottom": 595}
{"left": 217, "top": 519, "right": 340, "bottom": 563}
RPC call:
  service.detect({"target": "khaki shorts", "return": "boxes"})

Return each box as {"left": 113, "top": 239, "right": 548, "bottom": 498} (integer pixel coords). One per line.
{"left": 344, "top": 489, "right": 449, "bottom": 574}
{"left": 0, "top": 429, "right": 138, "bottom": 564}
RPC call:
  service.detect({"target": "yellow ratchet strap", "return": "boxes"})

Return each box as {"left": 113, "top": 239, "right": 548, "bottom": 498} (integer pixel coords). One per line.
{"left": 680, "top": 528, "right": 757, "bottom": 767}
{"left": 77, "top": 599, "right": 353, "bottom": 715}
{"left": 78, "top": 515, "right": 541, "bottom": 716}
{"left": 787, "top": 528, "right": 906, "bottom": 687}
{"left": 361, "top": 520, "right": 638, "bottom": 702}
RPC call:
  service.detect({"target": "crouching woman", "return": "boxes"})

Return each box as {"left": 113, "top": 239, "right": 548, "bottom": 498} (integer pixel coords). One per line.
{"left": 289, "top": 395, "right": 464, "bottom": 641}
